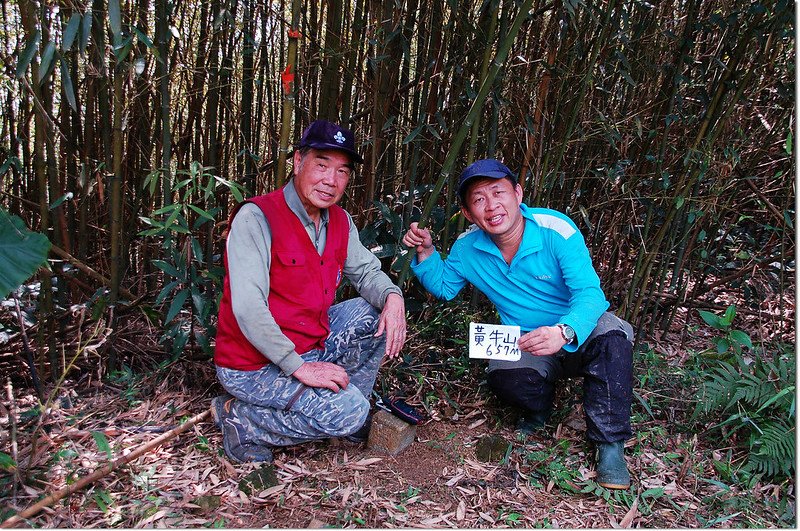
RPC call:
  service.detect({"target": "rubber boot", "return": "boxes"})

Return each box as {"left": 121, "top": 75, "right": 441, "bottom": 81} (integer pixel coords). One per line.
{"left": 596, "top": 441, "right": 630, "bottom": 489}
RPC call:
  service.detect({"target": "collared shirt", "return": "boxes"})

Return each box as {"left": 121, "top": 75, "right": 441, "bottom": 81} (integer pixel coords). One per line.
{"left": 226, "top": 179, "right": 402, "bottom": 374}
{"left": 411, "top": 204, "right": 609, "bottom": 350}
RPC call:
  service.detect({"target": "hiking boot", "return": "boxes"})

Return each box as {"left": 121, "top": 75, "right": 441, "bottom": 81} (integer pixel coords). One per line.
{"left": 516, "top": 410, "right": 551, "bottom": 435}
{"left": 596, "top": 441, "right": 630, "bottom": 489}
{"left": 345, "top": 412, "right": 373, "bottom": 443}
{"left": 212, "top": 395, "right": 273, "bottom": 464}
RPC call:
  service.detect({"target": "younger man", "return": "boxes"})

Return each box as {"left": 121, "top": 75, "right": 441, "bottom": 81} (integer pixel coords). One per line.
{"left": 402, "top": 159, "right": 634, "bottom": 489}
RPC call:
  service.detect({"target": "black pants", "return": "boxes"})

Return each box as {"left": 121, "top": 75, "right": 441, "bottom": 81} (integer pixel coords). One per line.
{"left": 486, "top": 330, "right": 633, "bottom": 443}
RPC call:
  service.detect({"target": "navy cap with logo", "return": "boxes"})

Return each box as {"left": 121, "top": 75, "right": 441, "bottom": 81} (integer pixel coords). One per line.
{"left": 457, "top": 159, "right": 517, "bottom": 201}
{"left": 297, "top": 120, "right": 364, "bottom": 163}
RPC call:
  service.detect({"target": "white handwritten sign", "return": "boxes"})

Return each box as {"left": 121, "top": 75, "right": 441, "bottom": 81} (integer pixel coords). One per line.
{"left": 468, "top": 322, "right": 521, "bottom": 361}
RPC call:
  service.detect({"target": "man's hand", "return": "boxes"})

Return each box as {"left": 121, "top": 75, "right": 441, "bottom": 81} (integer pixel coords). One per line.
{"left": 292, "top": 361, "right": 350, "bottom": 393}
{"left": 376, "top": 293, "right": 406, "bottom": 359}
{"left": 518, "top": 326, "right": 568, "bottom": 356}
{"left": 401, "top": 222, "right": 434, "bottom": 262}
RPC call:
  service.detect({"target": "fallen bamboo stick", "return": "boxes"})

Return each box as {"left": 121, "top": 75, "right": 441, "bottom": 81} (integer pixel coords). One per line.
{"left": 0, "top": 409, "right": 211, "bottom": 528}
{"left": 49, "top": 244, "right": 137, "bottom": 302}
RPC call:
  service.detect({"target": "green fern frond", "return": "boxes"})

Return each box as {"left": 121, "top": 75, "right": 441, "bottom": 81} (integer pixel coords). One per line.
{"left": 697, "top": 347, "right": 795, "bottom": 481}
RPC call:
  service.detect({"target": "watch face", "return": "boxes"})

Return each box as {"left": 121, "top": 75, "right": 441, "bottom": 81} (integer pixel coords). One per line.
{"left": 565, "top": 325, "right": 575, "bottom": 339}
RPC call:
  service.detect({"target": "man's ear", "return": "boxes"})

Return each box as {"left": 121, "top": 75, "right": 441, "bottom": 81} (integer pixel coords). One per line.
{"left": 292, "top": 150, "right": 302, "bottom": 175}
{"left": 461, "top": 206, "right": 474, "bottom": 224}
{"left": 515, "top": 183, "right": 523, "bottom": 204}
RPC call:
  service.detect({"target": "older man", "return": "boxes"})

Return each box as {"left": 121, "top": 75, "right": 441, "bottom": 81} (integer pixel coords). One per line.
{"left": 213, "top": 120, "right": 406, "bottom": 463}
{"left": 402, "top": 159, "right": 634, "bottom": 489}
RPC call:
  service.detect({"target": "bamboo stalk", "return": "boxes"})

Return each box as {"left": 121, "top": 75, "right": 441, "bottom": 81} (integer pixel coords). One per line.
{"left": 277, "top": 0, "right": 301, "bottom": 184}
{"left": 0, "top": 410, "right": 211, "bottom": 529}
{"left": 13, "top": 296, "right": 42, "bottom": 399}
{"left": 397, "top": 0, "right": 545, "bottom": 285}
{"left": 456, "top": 0, "right": 500, "bottom": 238}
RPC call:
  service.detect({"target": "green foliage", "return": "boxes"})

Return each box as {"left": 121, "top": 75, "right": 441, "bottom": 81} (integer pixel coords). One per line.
{"left": 140, "top": 162, "right": 247, "bottom": 357}
{"left": 695, "top": 330, "right": 795, "bottom": 480}
{"left": 0, "top": 207, "right": 51, "bottom": 299}
{"left": 92, "top": 431, "right": 113, "bottom": 459}
{"left": 93, "top": 489, "right": 115, "bottom": 515}
{"left": 697, "top": 305, "right": 753, "bottom": 356}
{"left": 0, "top": 452, "right": 16, "bottom": 470}
{"left": 108, "top": 364, "right": 143, "bottom": 406}
{"left": 525, "top": 440, "right": 582, "bottom": 493}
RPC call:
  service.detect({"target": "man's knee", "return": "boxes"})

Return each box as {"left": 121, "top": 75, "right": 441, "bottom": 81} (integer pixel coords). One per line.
{"left": 487, "top": 368, "right": 554, "bottom": 412}
{"left": 587, "top": 312, "right": 634, "bottom": 344}
{"left": 318, "top": 389, "right": 370, "bottom": 437}
{"left": 582, "top": 331, "right": 634, "bottom": 392}
{"left": 583, "top": 330, "right": 632, "bottom": 363}
{"left": 333, "top": 297, "right": 380, "bottom": 335}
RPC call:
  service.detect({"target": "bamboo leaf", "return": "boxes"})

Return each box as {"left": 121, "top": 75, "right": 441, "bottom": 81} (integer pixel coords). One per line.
{"left": 168, "top": 225, "right": 191, "bottom": 234}
{"left": 0, "top": 155, "right": 21, "bottom": 177}
{"left": 108, "top": 0, "right": 122, "bottom": 42}
{"left": 188, "top": 204, "right": 215, "bottom": 221}
{"left": 80, "top": 12, "right": 93, "bottom": 54}
{"left": 164, "top": 206, "right": 182, "bottom": 228}
{"left": 402, "top": 125, "right": 425, "bottom": 145}
{"left": 60, "top": 58, "right": 78, "bottom": 112}
{"left": 190, "top": 237, "right": 204, "bottom": 264}
{"left": 0, "top": 452, "right": 16, "bottom": 470}
{"left": 62, "top": 13, "right": 81, "bottom": 51}
{"left": 16, "top": 30, "right": 41, "bottom": 79}
{"left": 152, "top": 260, "right": 180, "bottom": 277}
{"left": 37, "top": 42, "right": 57, "bottom": 84}
{"left": 152, "top": 203, "right": 180, "bottom": 216}
{"left": 619, "top": 69, "right": 636, "bottom": 86}
{"left": 143, "top": 170, "right": 160, "bottom": 196}
{"left": 165, "top": 288, "right": 190, "bottom": 324}
{"left": 191, "top": 287, "right": 205, "bottom": 317}
{"left": 133, "top": 27, "right": 154, "bottom": 48}
{"left": 113, "top": 36, "right": 134, "bottom": 62}
{"left": 49, "top": 192, "right": 73, "bottom": 210}
{"left": 155, "top": 279, "right": 179, "bottom": 305}
{"left": 215, "top": 176, "right": 245, "bottom": 203}
{"left": 784, "top": 210, "right": 794, "bottom": 229}
{"left": 91, "top": 431, "right": 112, "bottom": 458}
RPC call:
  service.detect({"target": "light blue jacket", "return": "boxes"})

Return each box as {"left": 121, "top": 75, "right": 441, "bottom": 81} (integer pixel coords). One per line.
{"left": 411, "top": 204, "right": 609, "bottom": 350}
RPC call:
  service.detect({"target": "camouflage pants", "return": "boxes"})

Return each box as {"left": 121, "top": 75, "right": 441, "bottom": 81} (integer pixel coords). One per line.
{"left": 215, "top": 297, "right": 385, "bottom": 447}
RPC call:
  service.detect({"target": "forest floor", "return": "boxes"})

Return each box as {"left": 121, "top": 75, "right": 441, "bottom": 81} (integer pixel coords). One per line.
{"left": 0, "top": 294, "right": 795, "bottom": 528}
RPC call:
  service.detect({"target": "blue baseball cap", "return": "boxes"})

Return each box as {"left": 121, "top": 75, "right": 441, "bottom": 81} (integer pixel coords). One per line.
{"left": 457, "top": 159, "right": 517, "bottom": 200}
{"left": 297, "top": 120, "right": 363, "bottom": 163}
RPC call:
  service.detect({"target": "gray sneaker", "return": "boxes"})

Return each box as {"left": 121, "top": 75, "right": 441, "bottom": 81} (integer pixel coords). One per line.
{"left": 211, "top": 395, "right": 273, "bottom": 464}
{"left": 210, "top": 393, "right": 234, "bottom": 429}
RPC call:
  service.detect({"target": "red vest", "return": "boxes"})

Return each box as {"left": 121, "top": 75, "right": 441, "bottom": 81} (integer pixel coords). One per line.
{"left": 214, "top": 189, "right": 349, "bottom": 371}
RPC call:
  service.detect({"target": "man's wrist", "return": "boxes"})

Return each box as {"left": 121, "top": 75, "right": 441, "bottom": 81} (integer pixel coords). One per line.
{"left": 556, "top": 323, "right": 576, "bottom": 344}
{"left": 417, "top": 246, "right": 435, "bottom": 262}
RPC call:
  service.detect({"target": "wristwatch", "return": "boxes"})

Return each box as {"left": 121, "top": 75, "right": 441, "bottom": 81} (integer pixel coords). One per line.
{"left": 556, "top": 323, "right": 576, "bottom": 344}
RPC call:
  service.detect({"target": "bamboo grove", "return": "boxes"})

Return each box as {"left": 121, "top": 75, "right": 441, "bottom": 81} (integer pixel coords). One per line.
{"left": 0, "top": 0, "right": 794, "bottom": 381}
